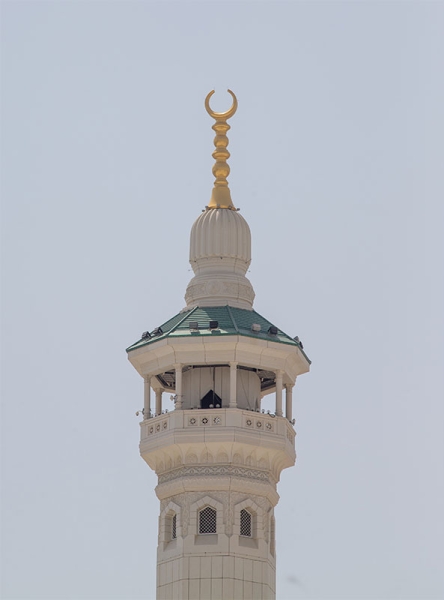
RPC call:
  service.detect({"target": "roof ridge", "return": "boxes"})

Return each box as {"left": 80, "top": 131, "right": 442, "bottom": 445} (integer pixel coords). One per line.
{"left": 226, "top": 305, "right": 239, "bottom": 332}
{"left": 249, "top": 307, "right": 294, "bottom": 341}
{"left": 168, "top": 306, "right": 198, "bottom": 334}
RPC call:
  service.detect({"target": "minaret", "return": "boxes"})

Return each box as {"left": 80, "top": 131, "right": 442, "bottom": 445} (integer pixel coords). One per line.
{"left": 126, "top": 91, "right": 310, "bottom": 600}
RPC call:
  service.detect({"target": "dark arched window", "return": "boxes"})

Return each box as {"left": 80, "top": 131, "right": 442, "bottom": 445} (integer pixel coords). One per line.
{"left": 240, "top": 509, "right": 252, "bottom": 537}
{"left": 199, "top": 506, "right": 217, "bottom": 534}
{"left": 172, "top": 514, "right": 177, "bottom": 540}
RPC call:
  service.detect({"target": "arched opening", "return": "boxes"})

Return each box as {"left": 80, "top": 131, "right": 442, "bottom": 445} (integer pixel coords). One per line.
{"left": 171, "top": 514, "right": 177, "bottom": 540}
{"left": 240, "top": 509, "right": 252, "bottom": 537}
{"left": 199, "top": 506, "right": 217, "bottom": 534}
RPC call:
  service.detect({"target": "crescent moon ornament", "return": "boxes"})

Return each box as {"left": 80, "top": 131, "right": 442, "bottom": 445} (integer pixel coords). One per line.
{"left": 205, "top": 89, "right": 238, "bottom": 120}
{"left": 204, "top": 89, "right": 238, "bottom": 210}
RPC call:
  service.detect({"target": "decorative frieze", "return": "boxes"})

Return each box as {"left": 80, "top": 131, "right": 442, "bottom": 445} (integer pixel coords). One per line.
{"left": 158, "top": 464, "right": 272, "bottom": 485}
{"left": 147, "top": 420, "right": 169, "bottom": 435}
{"left": 152, "top": 446, "right": 276, "bottom": 474}
{"left": 142, "top": 410, "right": 283, "bottom": 436}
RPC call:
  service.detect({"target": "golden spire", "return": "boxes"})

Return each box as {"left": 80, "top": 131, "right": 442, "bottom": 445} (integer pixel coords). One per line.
{"left": 205, "top": 89, "right": 238, "bottom": 209}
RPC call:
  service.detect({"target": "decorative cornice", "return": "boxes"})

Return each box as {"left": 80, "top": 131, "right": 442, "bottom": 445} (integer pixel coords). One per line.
{"left": 155, "top": 473, "right": 280, "bottom": 506}
{"left": 158, "top": 464, "right": 273, "bottom": 485}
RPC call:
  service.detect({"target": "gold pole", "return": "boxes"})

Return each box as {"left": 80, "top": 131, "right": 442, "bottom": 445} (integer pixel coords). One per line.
{"left": 204, "top": 89, "right": 238, "bottom": 210}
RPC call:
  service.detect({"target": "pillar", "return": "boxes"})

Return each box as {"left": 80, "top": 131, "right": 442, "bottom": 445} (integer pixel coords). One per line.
{"left": 175, "top": 364, "right": 183, "bottom": 409}
{"left": 155, "top": 389, "right": 163, "bottom": 416}
{"left": 285, "top": 383, "right": 294, "bottom": 421}
{"left": 229, "top": 362, "right": 237, "bottom": 408}
{"left": 275, "top": 370, "right": 283, "bottom": 417}
{"left": 144, "top": 376, "right": 151, "bottom": 419}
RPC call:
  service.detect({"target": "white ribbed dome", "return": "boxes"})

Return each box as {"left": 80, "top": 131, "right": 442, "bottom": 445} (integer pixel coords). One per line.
{"left": 190, "top": 208, "right": 251, "bottom": 266}
{"left": 185, "top": 208, "right": 255, "bottom": 310}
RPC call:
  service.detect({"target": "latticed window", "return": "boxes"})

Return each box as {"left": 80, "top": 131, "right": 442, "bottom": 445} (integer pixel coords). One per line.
{"left": 199, "top": 506, "right": 217, "bottom": 534}
{"left": 172, "top": 514, "right": 177, "bottom": 540}
{"left": 240, "top": 509, "right": 252, "bottom": 537}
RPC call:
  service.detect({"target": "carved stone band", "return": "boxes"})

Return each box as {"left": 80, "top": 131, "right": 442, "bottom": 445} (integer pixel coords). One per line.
{"left": 157, "top": 464, "right": 274, "bottom": 485}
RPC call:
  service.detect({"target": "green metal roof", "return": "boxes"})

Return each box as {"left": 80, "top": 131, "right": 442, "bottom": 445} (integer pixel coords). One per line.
{"left": 126, "top": 306, "right": 310, "bottom": 362}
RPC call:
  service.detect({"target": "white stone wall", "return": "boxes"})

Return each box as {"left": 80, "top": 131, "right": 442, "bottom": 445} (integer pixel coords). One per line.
{"left": 156, "top": 490, "right": 276, "bottom": 600}
{"left": 139, "top": 408, "right": 296, "bottom": 600}
{"left": 157, "top": 555, "right": 275, "bottom": 600}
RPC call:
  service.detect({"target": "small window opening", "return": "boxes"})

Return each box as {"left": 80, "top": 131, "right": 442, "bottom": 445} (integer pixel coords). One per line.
{"left": 172, "top": 514, "right": 177, "bottom": 540}
{"left": 199, "top": 507, "right": 217, "bottom": 534}
{"left": 240, "top": 509, "right": 252, "bottom": 537}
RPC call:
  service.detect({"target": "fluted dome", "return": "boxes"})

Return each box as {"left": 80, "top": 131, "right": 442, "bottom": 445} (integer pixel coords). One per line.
{"left": 190, "top": 208, "right": 251, "bottom": 268}
{"left": 185, "top": 208, "right": 255, "bottom": 310}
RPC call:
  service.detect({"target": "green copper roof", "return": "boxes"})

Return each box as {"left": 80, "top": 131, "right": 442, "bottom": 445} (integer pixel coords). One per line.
{"left": 126, "top": 306, "right": 310, "bottom": 362}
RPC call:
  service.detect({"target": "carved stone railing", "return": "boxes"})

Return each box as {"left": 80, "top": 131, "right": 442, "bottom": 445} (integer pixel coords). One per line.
{"left": 140, "top": 408, "right": 295, "bottom": 443}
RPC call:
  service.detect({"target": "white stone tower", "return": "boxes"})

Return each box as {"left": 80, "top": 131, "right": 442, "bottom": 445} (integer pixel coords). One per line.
{"left": 126, "top": 90, "right": 310, "bottom": 600}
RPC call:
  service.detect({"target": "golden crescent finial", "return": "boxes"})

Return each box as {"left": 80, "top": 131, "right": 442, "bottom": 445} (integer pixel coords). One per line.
{"left": 205, "top": 89, "right": 238, "bottom": 120}
{"left": 205, "top": 90, "right": 238, "bottom": 210}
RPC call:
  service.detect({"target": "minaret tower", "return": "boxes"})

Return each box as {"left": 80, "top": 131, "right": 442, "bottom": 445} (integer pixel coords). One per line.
{"left": 126, "top": 91, "right": 310, "bottom": 600}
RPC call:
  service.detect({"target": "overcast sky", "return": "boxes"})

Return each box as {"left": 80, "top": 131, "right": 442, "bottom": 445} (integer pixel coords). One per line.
{"left": 1, "top": 1, "right": 443, "bottom": 599}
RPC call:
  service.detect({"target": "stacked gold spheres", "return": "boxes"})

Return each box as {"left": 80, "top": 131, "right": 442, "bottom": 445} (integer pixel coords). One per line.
{"left": 205, "top": 89, "right": 238, "bottom": 210}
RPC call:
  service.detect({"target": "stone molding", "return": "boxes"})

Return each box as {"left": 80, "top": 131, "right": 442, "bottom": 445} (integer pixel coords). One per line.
{"left": 158, "top": 464, "right": 272, "bottom": 485}
{"left": 155, "top": 474, "right": 280, "bottom": 507}
{"left": 185, "top": 275, "right": 255, "bottom": 310}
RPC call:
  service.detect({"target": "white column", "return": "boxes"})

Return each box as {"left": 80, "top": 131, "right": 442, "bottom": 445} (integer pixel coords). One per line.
{"left": 229, "top": 362, "right": 237, "bottom": 408}
{"left": 144, "top": 376, "right": 151, "bottom": 419}
{"left": 275, "top": 370, "right": 283, "bottom": 417}
{"left": 155, "top": 389, "right": 163, "bottom": 416}
{"left": 175, "top": 364, "right": 183, "bottom": 409}
{"left": 285, "top": 383, "right": 294, "bottom": 421}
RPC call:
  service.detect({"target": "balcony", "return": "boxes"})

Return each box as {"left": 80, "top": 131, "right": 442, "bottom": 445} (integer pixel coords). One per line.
{"left": 139, "top": 408, "right": 296, "bottom": 486}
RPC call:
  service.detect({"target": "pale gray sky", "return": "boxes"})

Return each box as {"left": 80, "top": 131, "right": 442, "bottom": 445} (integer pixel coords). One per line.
{"left": 1, "top": 1, "right": 443, "bottom": 599}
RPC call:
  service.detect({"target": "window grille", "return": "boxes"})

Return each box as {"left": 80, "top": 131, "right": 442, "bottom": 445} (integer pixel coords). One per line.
{"left": 199, "top": 507, "right": 217, "bottom": 534}
{"left": 240, "top": 509, "right": 252, "bottom": 537}
{"left": 172, "top": 514, "right": 177, "bottom": 540}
